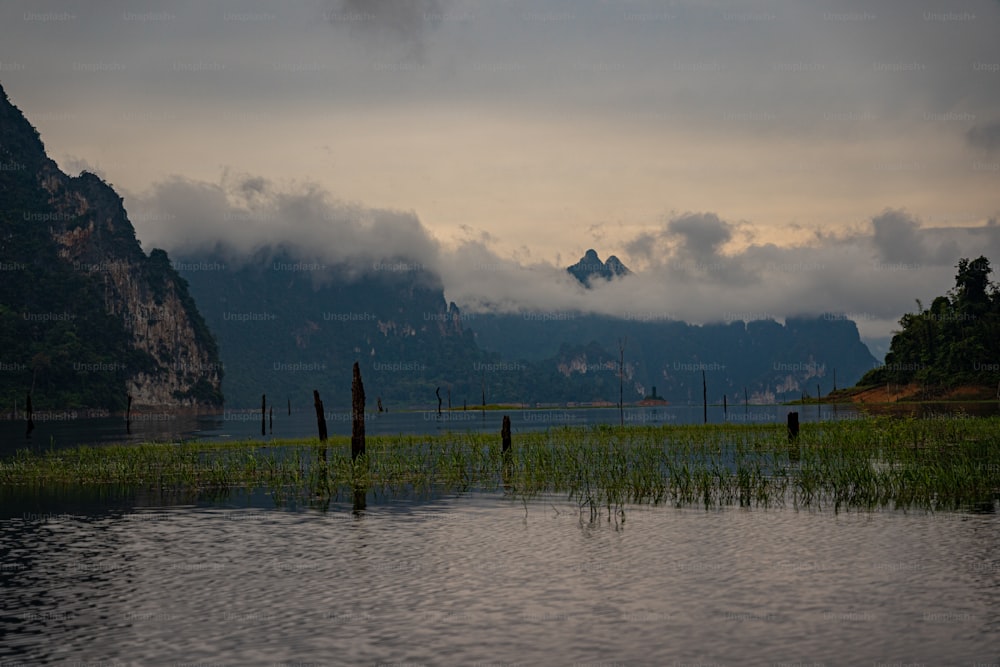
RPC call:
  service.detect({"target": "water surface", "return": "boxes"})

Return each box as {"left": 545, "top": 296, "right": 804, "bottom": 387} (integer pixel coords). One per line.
{"left": 2, "top": 403, "right": 868, "bottom": 457}
{"left": 2, "top": 493, "right": 997, "bottom": 665}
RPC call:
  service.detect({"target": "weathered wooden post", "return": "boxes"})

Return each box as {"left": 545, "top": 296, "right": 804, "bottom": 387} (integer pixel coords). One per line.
{"left": 501, "top": 414, "right": 511, "bottom": 455}
{"left": 744, "top": 386, "right": 749, "bottom": 414}
{"left": 723, "top": 394, "right": 727, "bottom": 417}
{"left": 377, "top": 396, "right": 384, "bottom": 413}
{"left": 702, "top": 370, "right": 707, "bottom": 424}
{"left": 313, "top": 389, "right": 327, "bottom": 442}
{"left": 436, "top": 387, "right": 442, "bottom": 416}
{"left": 787, "top": 411, "right": 799, "bottom": 441}
{"left": 352, "top": 361, "right": 366, "bottom": 461}
{"left": 618, "top": 337, "right": 626, "bottom": 427}
{"left": 25, "top": 392, "right": 34, "bottom": 438}
{"left": 261, "top": 394, "right": 266, "bottom": 436}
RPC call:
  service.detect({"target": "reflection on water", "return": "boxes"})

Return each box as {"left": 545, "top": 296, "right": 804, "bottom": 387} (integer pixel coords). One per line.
{"left": 1, "top": 493, "right": 998, "bottom": 665}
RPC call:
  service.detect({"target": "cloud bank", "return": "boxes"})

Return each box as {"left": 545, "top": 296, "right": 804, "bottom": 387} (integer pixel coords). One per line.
{"left": 127, "top": 174, "right": 1000, "bottom": 340}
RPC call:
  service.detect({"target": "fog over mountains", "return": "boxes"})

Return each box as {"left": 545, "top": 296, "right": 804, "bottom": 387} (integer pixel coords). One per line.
{"left": 127, "top": 171, "right": 1000, "bottom": 345}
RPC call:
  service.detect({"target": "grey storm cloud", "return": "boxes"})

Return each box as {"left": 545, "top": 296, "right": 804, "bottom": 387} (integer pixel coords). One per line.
{"left": 871, "top": 209, "right": 959, "bottom": 265}
{"left": 624, "top": 212, "right": 734, "bottom": 263}
{"left": 966, "top": 121, "right": 1000, "bottom": 153}
{"left": 127, "top": 174, "right": 442, "bottom": 279}
{"left": 871, "top": 210, "right": 927, "bottom": 263}
{"left": 667, "top": 213, "right": 733, "bottom": 259}
{"left": 624, "top": 212, "right": 756, "bottom": 286}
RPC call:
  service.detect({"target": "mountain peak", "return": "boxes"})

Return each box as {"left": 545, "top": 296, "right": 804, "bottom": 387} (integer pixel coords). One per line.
{"left": 567, "top": 249, "right": 631, "bottom": 287}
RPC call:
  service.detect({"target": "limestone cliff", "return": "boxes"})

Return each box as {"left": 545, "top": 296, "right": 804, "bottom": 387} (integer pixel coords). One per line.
{"left": 0, "top": 83, "right": 222, "bottom": 409}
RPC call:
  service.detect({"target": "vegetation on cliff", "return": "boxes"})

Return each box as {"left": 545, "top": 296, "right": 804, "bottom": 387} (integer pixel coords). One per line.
{"left": 858, "top": 256, "right": 1000, "bottom": 392}
{"left": 0, "top": 84, "right": 223, "bottom": 411}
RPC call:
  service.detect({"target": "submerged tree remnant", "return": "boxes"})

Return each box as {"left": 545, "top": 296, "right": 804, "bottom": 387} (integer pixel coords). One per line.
{"left": 787, "top": 411, "right": 799, "bottom": 441}
{"left": 501, "top": 415, "right": 511, "bottom": 455}
{"left": 25, "top": 392, "right": 34, "bottom": 438}
{"left": 313, "top": 389, "right": 328, "bottom": 442}
{"left": 352, "top": 362, "right": 366, "bottom": 461}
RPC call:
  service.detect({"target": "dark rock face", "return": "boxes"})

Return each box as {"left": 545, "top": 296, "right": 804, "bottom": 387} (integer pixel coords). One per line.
{"left": 0, "top": 83, "right": 222, "bottom": 409}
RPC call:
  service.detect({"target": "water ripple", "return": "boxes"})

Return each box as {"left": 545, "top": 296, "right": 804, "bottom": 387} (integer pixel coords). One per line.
{"left": 1, "top": 495, "right": 998, "bottom": 665}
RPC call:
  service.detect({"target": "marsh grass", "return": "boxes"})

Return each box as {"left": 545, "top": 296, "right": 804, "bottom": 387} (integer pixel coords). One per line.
{"left": 2, "top": 417, "right": 998, "bottom": 515}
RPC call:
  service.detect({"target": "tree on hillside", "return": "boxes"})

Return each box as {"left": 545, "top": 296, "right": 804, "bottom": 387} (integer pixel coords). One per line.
{"left": 860, "top": 256, "right": 1000, "bottom": 390}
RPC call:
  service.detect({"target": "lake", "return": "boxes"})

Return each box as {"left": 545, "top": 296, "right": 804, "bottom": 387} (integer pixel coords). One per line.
{"left": 1, "top": 403, "right": 870, "bottom": 457}
{"left": 4, "top": 405, "right": 998, "bottom": 664}
{"left": 1, "top": 489, "right": 997, "bottom": 665}
{"left": 6, "top": 400, "right": 998, "bottom": 458}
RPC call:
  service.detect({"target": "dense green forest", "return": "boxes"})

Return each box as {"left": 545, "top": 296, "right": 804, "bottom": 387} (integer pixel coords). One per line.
{"left": 859, "top": 256, "right": 1000, "bottom": 390}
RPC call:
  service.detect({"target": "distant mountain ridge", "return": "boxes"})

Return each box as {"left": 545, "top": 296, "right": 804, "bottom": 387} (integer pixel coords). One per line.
{"left": 176, "top": 242, "right": 877, "bottom": 408}
{"left": 567, "top": 249, "right": 631, "bottom": 287}
{"left": 469, "top": 312, "right": 877, "bottom": 405}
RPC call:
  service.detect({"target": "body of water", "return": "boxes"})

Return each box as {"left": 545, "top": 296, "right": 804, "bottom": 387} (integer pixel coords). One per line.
{"left": 1, "top": 404, "right": 870, "bottom": 457}
{"left": 1, "top": 491, "right": 997, "bottom": 665}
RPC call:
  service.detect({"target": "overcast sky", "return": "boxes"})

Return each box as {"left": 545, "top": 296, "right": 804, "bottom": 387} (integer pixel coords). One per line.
{"left": 2, "top": 0, "right": 999, "bottom": 341}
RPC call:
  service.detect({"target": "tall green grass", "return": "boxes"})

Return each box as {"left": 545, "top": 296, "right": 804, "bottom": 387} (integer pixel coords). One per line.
{"left": 2, "top": 417, "right": 998, "bottom": 514}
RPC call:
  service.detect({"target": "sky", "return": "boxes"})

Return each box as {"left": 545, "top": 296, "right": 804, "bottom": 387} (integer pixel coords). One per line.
{"left": 1, "top": 0, "right": 999, "bottom": 344}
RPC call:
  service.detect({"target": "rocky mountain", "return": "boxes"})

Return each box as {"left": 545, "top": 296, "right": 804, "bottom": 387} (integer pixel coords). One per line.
{"left": 176, "top": 239, "right": 877, "bottom": 408}
{"left": 174, "top": 245, "right": 481, "bottom": 409}
{"left": 567, "top": 249, "right": 631, "bottom": 287}
{"left": 0, "top": 83, "right": 222, "bottom": 411}
{"left": 469, "top": 311, "right": 877, "bottom": 404}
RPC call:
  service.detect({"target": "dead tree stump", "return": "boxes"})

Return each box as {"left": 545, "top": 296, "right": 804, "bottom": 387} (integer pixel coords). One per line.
{"left": 501, "top": 414, "right": 511, "bottom": 455}
{"left": 702, "top": 370, "right": 707, "bottom": 424}
{"left": 352, "top": 362, "right": 366, "bottom": 461}
{"left": 313, "top": 389, "right": 328, "bottom": 442}
{"left": 787, "top": 411, "right": 799, "bottom": 442}
{"left": 25, "top": 392, "right": 34, "bottom": 438}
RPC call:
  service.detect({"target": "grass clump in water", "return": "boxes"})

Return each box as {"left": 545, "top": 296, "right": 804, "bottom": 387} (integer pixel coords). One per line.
{"left": 1, "top": 417, "right": 998, "bottom": 514}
